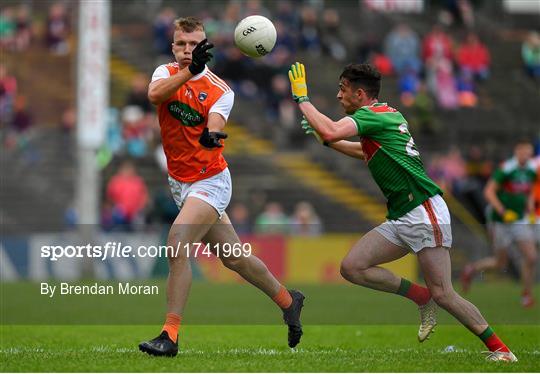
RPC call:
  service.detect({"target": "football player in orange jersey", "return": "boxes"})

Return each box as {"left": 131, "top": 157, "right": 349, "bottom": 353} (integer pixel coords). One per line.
{"left": 138, "top": 17, "right": 304, "bottom": 357}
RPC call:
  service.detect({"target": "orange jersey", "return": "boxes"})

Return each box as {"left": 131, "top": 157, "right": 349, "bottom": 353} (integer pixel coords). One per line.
{"left": 155, "top": 63, "right": 232, "bottom": 182}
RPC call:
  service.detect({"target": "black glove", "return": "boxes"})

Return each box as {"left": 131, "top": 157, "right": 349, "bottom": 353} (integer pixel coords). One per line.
{"left": 199, "top": 127, "right": 227, "bottom": 148}
{"left": 188, "top": 38, "right": 214, "bottom": 75}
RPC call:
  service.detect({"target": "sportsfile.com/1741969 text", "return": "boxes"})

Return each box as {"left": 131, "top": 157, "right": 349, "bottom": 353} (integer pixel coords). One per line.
{"left": 40, "top": 242, "right": 253, "bottom": 262}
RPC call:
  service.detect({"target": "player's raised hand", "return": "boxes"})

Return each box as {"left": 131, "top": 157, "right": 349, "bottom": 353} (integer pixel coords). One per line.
{"left": 288, "top": 62, "right": 309, "bottom": 103}
{"left": 189, "top": 38, "right": 214, "bottom": 75}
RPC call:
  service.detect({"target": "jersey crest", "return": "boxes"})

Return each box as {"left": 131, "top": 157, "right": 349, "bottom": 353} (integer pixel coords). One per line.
{"left": 198, "top": 91, "right": 208, "bottom": 102}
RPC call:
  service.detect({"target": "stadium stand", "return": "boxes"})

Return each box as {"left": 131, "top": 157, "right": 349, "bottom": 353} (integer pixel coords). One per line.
{"left": 2, "top": 0, "right": 539, "bottom": 243}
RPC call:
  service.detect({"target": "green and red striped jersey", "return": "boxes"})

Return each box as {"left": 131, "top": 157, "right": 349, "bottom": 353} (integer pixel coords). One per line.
{"left": 490, "top": 158, "right": 536, "bottom": 222}
{"left": 348, "top": 102, "right": 442, "bottom": 220}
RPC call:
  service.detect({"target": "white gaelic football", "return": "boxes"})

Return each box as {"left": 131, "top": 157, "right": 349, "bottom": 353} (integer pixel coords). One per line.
{"left": 234, "top": 15, "right": 277, "bottom": 58}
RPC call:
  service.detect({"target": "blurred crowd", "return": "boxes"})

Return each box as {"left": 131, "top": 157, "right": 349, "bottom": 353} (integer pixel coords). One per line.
{"left": 98, "top": 157, "right": 323, "bottom": 236}
{"left": 0, "top": 62, "right": 37, "bottom": 157}
{"left": 101, "top": 160, "right": 149, "bottom": 231}
{"left": 428, "top": 145, "right": 494, "bottom": 221}
{"left": 0, "top": 2, "right": 71, "bottom": 55}
{"left": 383, "top": 25, "right": 490, "bottom": 112}
{"left": 384, "top": 26, "right": 540, "bottom": 108}
{"left": 2, "top": 0, "right": 539, "bottom": 234}
{"left": 361, "top": 0, "right": 488, "bottom": 113}
{"left": 101, "top": 75, "right": 160, "bottom": 162}
{"left": 522, "top": 31, "right": 540, "bottom": 81}
{"left": 1, "top": 1, "right": 72, "bottom": 153}
{"left": 231, "top": 200, "right": 323, "bottom": 236}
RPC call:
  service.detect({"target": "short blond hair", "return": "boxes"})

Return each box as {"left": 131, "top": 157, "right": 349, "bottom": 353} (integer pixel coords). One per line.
{"left": 174, "top": 16, "right": 205, "bottom": 33}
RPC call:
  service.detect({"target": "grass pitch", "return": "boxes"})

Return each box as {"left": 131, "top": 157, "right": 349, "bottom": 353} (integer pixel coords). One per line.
{"left": 1, "top": 325, "right": 538, "bottom": 372}
{"left": 1, "top": 282, "right": 539, "bottom": 372}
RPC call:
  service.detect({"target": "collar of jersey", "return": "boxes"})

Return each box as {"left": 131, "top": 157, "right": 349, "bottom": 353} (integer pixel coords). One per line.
{"left": 359, "top": 102, "right": 386, "bottom": 109}
{"left": 189, "top": 66, "right": 208, "bottom": 81}
{"left": 505, "top": 157, "right": 536, "bottom": 171}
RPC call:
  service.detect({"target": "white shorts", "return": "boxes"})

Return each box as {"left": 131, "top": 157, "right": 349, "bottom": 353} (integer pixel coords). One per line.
{"left": 375, "top": 194, "right": 453, "bottom": 253}
{"left": 168, "top": 168, "right": 232, "bottom": 218}
{"left": 492, "top": 220, "right": 535, "bottom": 249}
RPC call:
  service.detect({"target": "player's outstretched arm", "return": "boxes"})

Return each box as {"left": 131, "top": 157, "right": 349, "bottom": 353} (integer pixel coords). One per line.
{"left": 300, "top": 102, "right": 358, "bottom": 142}
{"left": 301, "top": 117, "right": 364, "bottom": 160}
{"left": 484, "top": 179, "right": 518, "bottom": 222}
{"left": 148, "top": 69, "right": 194, "bottom": 105}
{"left": 288, "top": 62, "right": 356, "bottom": 142}
{"left": 484, "top": 179, "right": 505, "bottom": 216}
{"left": 328, "top": 141, "right": 365, "bottom": 160}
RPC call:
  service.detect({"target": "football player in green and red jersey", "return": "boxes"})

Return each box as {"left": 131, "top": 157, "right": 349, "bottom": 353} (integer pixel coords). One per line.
{"left": 461, "top": 141, "right": 537, "bottom": 307}
{"left": 289, "top": 62, "right": 516, "bottom": 362}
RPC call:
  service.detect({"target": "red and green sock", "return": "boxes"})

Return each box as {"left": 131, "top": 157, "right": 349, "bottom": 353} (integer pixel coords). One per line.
{"left": 478, "top": 326, "right": 509, "bottom": 352}
{"left": 396, "top": 278, "right": 431, "bottom": 306}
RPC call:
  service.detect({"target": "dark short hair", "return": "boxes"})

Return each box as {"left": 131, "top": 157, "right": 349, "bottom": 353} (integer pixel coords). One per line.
{"left": 174, "top": 16, "right": 205, "bottom": 33}
{"left": 339, "top": 64, "right": 381, "bottom": 99}
{"left": 515, "top": 138, "right": 532, "bottom": 147}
